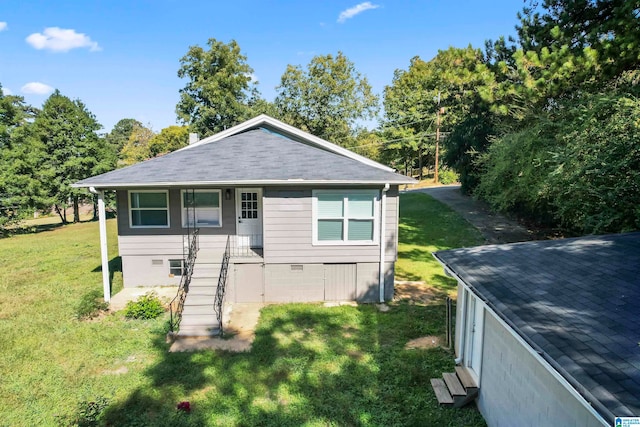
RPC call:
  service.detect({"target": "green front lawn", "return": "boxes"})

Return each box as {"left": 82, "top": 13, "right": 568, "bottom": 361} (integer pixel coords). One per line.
{"left": 0, "top": 192, "right": 485, "bottom": 426}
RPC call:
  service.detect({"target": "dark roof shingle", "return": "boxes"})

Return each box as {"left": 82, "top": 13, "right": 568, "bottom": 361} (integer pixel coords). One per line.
{"left": 435, "top": 232, "right": 640, "bottom": 421}
{"left": 75, "top": 128, "right": 413, "bottom": 188}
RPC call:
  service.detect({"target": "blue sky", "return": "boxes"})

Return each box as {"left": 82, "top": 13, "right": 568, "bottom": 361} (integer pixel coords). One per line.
{"left": 0, "top": 1, "right": 525, "bottom": 133}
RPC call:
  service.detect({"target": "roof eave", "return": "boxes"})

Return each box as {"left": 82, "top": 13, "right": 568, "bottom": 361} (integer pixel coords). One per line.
{"left": 72, "top": 178, "right": 416, "bottom": 190}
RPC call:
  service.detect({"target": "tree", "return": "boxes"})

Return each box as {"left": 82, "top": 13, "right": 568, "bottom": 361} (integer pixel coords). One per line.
{"left": 275, "top": 51, "right": 379, "bottom": 145}
{"left": 148, "top": 125, "right": 188, "bottom": 157}
{"left": 0, "top": 86, "right": 46, "bottom": 230}
{"left": 382, "top": 47, "right": 496, "bottom": 180}
{"left": 517, "top": 0, "right": 640, "bottom": 80}
{"left": 176, "top": 38, "right": 259, "bottom": 137}
{"left": 105, "top": 118, "right": 142, "bottom": 155}
{"left": 34, "top": 90, "right": 110, "bottom": 223}
{"left": 119, "top": 123, "right": 155, "bottom": 166}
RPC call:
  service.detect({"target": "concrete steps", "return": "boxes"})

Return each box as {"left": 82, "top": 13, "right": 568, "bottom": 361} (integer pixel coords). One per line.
{"left": 431, "top": 366, "right": 479, "bottom": 408}
{"left": 174, "top": 259, "right": 221, "bottom": 338}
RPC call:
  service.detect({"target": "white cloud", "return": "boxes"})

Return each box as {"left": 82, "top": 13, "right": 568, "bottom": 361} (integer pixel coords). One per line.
{"left": 337, "top": 2, "right": 380, "bottom": 23}
{"left": 0, "top": 22, "right": 7, "bottom": 32}
{"left": 21, "top": 82, "right": 54, "bottom": 95}
{"left": 26, "top": 27, "right": 101, "bottom": 52}
{"left": 2, "top": 87, "right": 12, "bottom": 95}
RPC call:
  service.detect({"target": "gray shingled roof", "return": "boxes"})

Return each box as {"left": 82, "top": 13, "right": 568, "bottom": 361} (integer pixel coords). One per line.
{"left": 74, "top": 128, "right": 413, "bottom": 188}
{"left": 434, "top": 233, "right": 640, "bottom": 422}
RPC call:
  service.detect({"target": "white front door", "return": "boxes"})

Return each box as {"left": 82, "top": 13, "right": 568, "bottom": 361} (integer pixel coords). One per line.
{"left": 465, "top": 294, "right": 484, "bottom": 383}
{"left": 235, "top": 188, "right": 263, "bottom": 248}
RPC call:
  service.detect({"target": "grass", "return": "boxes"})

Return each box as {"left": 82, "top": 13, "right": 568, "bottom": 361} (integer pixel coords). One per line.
{"left": 0, "top": 192, "right": 486, "bottom": 426}
{"left": 396, "top": 192, "right": 484, "bottom": 294}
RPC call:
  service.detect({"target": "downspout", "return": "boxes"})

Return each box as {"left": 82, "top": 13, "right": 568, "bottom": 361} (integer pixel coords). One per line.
{"left": 378, "top": 183, "right": 389, "bottom": 303}
{"left": 90, "top": 187, "right": 111, "bottom": 302}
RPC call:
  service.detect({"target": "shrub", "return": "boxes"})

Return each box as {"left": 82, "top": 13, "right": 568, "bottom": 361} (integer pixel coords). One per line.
{"left": 438, "top": 168, "right": 459, "bottom": 185}
{"left": 123, "top": 292, "right": 165, "bottom": 319}
{"left": 75, "top": 289, "right": 108, "bottom": 320}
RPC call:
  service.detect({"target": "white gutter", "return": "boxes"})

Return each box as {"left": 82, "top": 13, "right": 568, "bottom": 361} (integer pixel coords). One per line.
{"left": 378, "top": 183, "right": 389, "bottom": 303}
{"left": 433, "top": 253, "right": 611, "bottom": 426}
{"left": 90, "top": 187, "right": 110, "bottom": 302}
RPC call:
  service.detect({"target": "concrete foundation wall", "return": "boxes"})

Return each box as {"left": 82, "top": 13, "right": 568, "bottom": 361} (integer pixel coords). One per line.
{"left": 479, "top": 313, "right": 607, "bottom": 427}
{"left": 121, "top": 255, "right": 183, "bottom": 287}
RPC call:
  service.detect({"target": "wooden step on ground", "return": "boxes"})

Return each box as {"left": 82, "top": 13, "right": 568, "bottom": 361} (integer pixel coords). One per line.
{"left": 431, "top": 365, "right": 479, "bottom": 408}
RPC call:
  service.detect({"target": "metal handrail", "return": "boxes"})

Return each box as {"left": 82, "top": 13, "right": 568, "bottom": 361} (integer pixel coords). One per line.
{"left": 169, "top": 228, "right": 199, "bottom": 333}
{"left": 214, "top": 235, "right": 231, "bottom": 336}
{"left": 168, "top": 189, "right": 199, "bottom": 334}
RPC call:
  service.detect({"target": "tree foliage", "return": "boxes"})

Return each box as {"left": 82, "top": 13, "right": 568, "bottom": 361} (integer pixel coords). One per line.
{"left": 105, "top": 118, "right": 142, "bottom": 154}
{"left": 383, "top": 47, "right": 495, "bottom": 178}
{"left": 275, "top": 51, "right": 379, "bottom": 145}
{"left": 176, "top": 38, "right": 259, "bottom": 137}
{"left": 119, "top": 122, "right": 155, "bottom": 166}
{"left": 476, "top": 84, "right": 640, "bottom": 233}
{"left": 34, "top": 90, "right": 113, "bottom": 223}
{"left": 148, "top": 125, "right": 188, "bottom": 157}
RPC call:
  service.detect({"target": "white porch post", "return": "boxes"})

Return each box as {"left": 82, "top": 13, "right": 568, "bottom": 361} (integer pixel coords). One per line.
{"left": 92, "top": 187, "right": 110, "bottom": 302}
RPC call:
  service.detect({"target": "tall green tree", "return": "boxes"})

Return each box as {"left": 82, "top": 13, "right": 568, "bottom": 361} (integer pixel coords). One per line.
{"left": 517, "top": 0, "right": 640, "bottom": 79}
{"left": 106, "top": 118, "right": 142, "bottom": 155}
{"left": 383, "top": 47, "right": 496, "bottom": 180}
{"left": 148, "top": 125, "right": 188, "bottom": 157}
{"left": 34, "top": 90, "right": 112, "bottom": 223}
{"left": 119, "top": 123, "right": 155, "bottom": 166}
{"left": 0, "top": 86, "right": 45, "bottom": 229}
{"left": 176, "top": 38, "right": 259, "bottom": 137}
{"left": 275, "top": 51, "right": 379, "bottom": 145}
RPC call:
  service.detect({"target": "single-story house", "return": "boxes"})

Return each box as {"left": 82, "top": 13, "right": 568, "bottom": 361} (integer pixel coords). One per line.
{"left": 433, "top": 232, "right": 640, "bottom": 426}
{"left": 73, "top": 115, "right": 414, "bottom": 332}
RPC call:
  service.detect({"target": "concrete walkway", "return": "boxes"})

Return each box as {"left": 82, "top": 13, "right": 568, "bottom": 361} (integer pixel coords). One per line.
{"left": 413, "top": 184, "right": 535, "bottom": 244}
{"left": 109, "top": 286, "right": 178, "bottom": 311}
{"left": 169, "top": 302, "right": 265, "bottom": 352}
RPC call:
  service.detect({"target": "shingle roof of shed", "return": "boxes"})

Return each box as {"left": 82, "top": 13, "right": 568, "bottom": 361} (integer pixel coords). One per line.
{"left": 434, "top": 233, "right": 640, "bottom": 422}
{"left": 75, "top": 127, "right": 413, "bottom": 188}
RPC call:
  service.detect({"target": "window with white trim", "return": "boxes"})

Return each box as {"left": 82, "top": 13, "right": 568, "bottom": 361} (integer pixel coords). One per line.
{"left": 181, "top": 190, "right": 222, "bottom": 227}
{"left": 313, "top": 190, "right": 379, "bottom": 245}
{"left": 129, "top": 191, "right": 169, "bottom": 228}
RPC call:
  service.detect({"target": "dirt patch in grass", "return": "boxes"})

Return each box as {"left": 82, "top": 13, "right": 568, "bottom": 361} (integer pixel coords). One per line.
{"left": 394, "top": 282, "right": 449, "bottom": 305}
{"left": 405, "top": 335, "right": 444, "bottom": 350}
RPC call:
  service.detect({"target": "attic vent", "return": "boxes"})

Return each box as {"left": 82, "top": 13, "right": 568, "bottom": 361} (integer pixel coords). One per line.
{"left": 151, "top": 259, "right": 163, "bottom": 266}
{"left": 291, "top": 264, "right": 304, "bottom": 272}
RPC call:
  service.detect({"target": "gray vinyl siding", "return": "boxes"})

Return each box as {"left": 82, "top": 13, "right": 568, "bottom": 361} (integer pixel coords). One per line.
{"left": 116, "top": 188, "right": 236, "bottom": 236}
{"left": 478, "top": 313, "right": 607, "bottom": 427}
{"left": 118, "top": 234, "right": 229, "bottom": 258}
{"left": 262, "top": 186, "right": 399, "bottom": 264}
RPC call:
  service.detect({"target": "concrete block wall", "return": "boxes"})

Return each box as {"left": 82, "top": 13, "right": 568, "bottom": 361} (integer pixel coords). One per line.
{"left": 478, "top": 313, "right": 606, "bottom": 427}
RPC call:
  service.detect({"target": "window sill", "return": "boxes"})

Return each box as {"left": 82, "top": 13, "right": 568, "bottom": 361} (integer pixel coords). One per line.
{"left": 312, "top": 240, "right": 379, "bottom": 246}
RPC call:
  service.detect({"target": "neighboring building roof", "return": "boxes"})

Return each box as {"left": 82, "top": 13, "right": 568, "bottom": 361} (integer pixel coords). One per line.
{"left": 74, "top": 115, "right": 414, "bottom": 189}
{"left": 434, "top": 233, "right": 640, "bottom": 422}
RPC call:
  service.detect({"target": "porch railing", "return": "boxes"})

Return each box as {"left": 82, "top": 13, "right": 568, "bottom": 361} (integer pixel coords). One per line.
{"left": 230, "top": 234, "right": 263, "bottom": 258}
{"left": 169, "top": 228, "right": 199, "bottom": 333}
{"left": 214, "top": 235, "right": 231, "bottom": 336}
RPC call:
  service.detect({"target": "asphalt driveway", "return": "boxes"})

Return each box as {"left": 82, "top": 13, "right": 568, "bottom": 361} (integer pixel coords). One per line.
{"left": 412, "top": 185, "right": 535, "bottom": 244}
